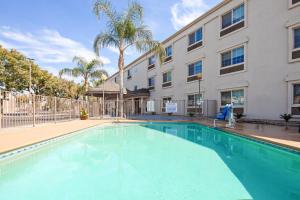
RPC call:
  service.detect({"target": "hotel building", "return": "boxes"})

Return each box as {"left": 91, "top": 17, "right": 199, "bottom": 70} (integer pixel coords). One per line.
{"left": 104, "top": 0, "right": 300, "bottom": 120}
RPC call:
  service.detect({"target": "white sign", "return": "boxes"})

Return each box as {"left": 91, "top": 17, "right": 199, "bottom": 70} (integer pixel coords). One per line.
{"left": 166, "top": 102, "right": 177, "bottom": 113}
{"left": 147, "top": 101, "right": 155, "bottom": 112}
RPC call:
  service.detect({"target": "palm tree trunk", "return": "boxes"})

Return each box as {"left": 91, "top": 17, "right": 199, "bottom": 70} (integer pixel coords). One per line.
{"left": 118, "top": 51, "right": 124, "bottom": 118}
{"left": 84, "top": 77, "right": 89, "bottom": 101}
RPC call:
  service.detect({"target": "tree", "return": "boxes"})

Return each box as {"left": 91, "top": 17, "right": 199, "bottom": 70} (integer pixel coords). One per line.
{"left": 0, "top": 45, "right": 83, "bottom": 98}
{"left": 93, "top": 0, "right": 165, "bottom": 117}
{"left": 59, "top": 56, "right": 108, "bottom": 93}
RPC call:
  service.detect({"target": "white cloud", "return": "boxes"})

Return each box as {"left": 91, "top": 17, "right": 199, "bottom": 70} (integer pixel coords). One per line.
{"left": 171, "top": 0, "right": 210, "bottom": 30}
{"left": 0, "top": 27, "right": 110, "bottom": 65}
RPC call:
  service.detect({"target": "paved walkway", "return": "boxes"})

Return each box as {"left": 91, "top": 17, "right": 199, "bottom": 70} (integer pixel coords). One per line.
{"left": 0, "top": 119, "right": 300, "bottom": 154}
{"left": 200, "top": 118, "right": 300, "bottom": 151}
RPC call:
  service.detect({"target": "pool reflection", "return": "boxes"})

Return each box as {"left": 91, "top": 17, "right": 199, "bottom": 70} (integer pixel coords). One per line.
{"left": 141, "top": 123, "right": 300, "bottom": 200}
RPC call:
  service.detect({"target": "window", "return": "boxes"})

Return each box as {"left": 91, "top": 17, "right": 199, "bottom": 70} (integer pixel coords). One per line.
{"left": 148, "top": 56, "right": 155, "bottom": 66}
{"left": 222, "top": 4, "right": 244, "bottom": 29}
{"left": 291, "top": 0, "right": 300, "bottom": 6}
{"left": 148, "top": 77, "right": 155, "bottom": 88}
{"left": 162, "top": 97, "right": 172, "bottom": 109}
{"left": 221, "top": 46, "right": 244, "bottom": 67}
{"left": 188, "top": 61, "right": 202, "bottom": 76}
{"left": 165, "top": 46, "right": 172, "bottom": 57}
{"left": 163, "top": 71, "right": 172, "bottom": 83}
{"left": 189, "top": 28, "right": 203, "bottom": 46}
{"left": 114, "top": 77, "right": 117, "bottom": 83}
{"left": 221, "top": 89, "right": 245, "bottom": 113}
{"left": 292, "top": 84, "right": 300, "bottom": 115}
{"left": 187, "top": 94, "right": 202, "bottom": 107}
{"left": 294, "top": 28, "right": 300, "bottom": 49}
{"left": 127, "top": 70, "right": 132, "bottom": 79}
{"left": 290, "top": 26, "right": 300, "bottom": 61}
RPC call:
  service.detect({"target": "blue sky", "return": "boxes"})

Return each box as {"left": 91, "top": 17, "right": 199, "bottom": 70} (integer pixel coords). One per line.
{"left": 0, "top": 0, "right": 220, "bottom": 78}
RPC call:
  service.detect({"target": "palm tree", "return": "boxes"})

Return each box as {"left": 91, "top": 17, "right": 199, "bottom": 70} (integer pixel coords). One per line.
{"left": 93, "top": 0, "right": 165, "bottom": 118}
{"left": 59, "top": 56, "right": 108, "bottom": 93}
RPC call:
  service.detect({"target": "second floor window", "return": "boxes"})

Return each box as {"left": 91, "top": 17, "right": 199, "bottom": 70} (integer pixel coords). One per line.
{"left": 148, "top": 56, "right": 155, "bottom": 65}
{"left": 165, "top": 46, "right": 172, "bottom": 57}
{"left": 221, "top": 46, "right": 244, "bottom": 67}
{"left": 294, "top": 28, "right": 300, "bottom": 49}
{"left": 222, "top": 4, "right": 244, "bottom": 29}
{"left": 189, "top": 28, "right": 202, "bottom": 46}
{"left": 163, "top": 71, "right": 172, "bottom": 83}
{"left": 127, "top": 70, "right": 132, "bottom": 79}
{"left": 188, "top": 61, "right": 202, "bottom": 76}
{"left": 148, "top": 77, "right": 155, "bottom": 87}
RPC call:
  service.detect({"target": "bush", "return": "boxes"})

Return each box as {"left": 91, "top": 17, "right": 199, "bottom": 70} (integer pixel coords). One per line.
{"left": 280, "top": 113, "right": 292, "bottom": 129}
{"left": 80, "top": 108, "right": 88, "bottom": 120}
{"left": 234, "top": 113, "right": 245, "bottom": 120}
{"left": 189, "top": 112, "right": 195, "bottom": 117}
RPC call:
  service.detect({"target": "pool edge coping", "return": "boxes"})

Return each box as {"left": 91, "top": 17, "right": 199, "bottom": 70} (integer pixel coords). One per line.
{"left": 0, "top": 119, "right": 299, "bottom": 160}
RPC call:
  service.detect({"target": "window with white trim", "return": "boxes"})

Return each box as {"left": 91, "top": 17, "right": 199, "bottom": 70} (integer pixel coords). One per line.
{"left": 222, "top": 4, "right": 245, "bottom": 29}
{"left": 162, "top": 97, "right": 172, "bottom": 112}
{"left": 148, "top": 77, "right": 155, "bottom": 88}
{"left": 163, "top": 71, "right": 172, "bottom": 83}
{"left": 291, "top": 84, "right": 300, "bottom": 115}
{"left": 189, "top": 28, "right": 203, "bottom": 46}
{"left": 290, "top": 26, "right": 300, "bottom": 61}
{"left": 220, "top": 89, "right": 245, "bottom": 113}
{"left": 188, "top": 61, "right": 202, "bottom": 76}
{"left": 294, "top": 28, "right": 300, "bottom": 49}
{"left": 165, "top": 46, "right": 172, "bottom": 57}
{"left": 291, "top": 0, "right": 300, "bottom": 7}
{"left": 148, "top": 55, "right": 155, "bottom": 66}
{"left": 221, "top": 46, "right": 244, "bottom": 68}
{"left": 127, "top": 69, "right": 132, "bottom": 79}
{"left": 187, "top": 94, "right": 202, "bottom": 107}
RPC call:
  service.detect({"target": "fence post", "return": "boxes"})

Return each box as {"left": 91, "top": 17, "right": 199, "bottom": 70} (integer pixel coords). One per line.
{"left": 54, "top": 97, "right": 57, "bottom": 124}
{"left": 32, "top": 94, "right": 36, "bottom": 127}
{"left": 69, "top": 99, "right": 72, "bottom": 121}
{"left": 0, "top": 90, "right": 2, "bottom": 129}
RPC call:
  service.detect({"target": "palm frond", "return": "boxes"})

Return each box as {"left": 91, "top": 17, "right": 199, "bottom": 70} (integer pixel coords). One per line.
{"left": 93, "top": 0, "right": 119, "bottom": 28}
{"left": 72, "top": 56, "right": 88, "bottom": 68}
{"left": 90, "top": 70, "right": 108, "bottom": 79}
{"left": 59, "top": 68, "right": 73, "bottom": 78}
{"left": 93, "top": 32, "right": 119, "bottom": 55}
{"left": 124, "top": 1, "right": 143, "bottom": 25}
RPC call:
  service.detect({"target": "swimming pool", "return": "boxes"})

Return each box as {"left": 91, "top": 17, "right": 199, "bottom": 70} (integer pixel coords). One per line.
{"left": 0, "top": 122, "right": 299, "bottom": 200}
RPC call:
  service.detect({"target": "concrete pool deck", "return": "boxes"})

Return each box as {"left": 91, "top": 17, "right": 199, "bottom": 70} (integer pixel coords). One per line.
{"left": 0, "top": 119, "right": 300, "bottom": 154}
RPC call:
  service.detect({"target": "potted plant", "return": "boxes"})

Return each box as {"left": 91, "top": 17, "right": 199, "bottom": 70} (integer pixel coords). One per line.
{"left": 80, "top": 108, "right": 89, "bottom": 120}
{"left": 234, "top": 113, "right": 245, "bottom": 122}
{"left": 280, "top": 113, "right": 292, "bottom": 129}
{"left": 189, "top": 112, "right": 195, "bottom": 117}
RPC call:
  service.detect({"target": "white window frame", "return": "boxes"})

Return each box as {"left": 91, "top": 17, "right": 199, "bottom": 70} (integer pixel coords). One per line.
{"left": 289, "top": 0, "right": 300, "bottom": 9}
{"left": 162, "top": 70, "right": 172, "bottom": 84}
{"left": 288, "top": 23, "right": 300, "bottom": 63}
{"left": 162, "top": 97, "right": 172, "bottom": 112}
{"left": 165, "top": 45, "right": 173, "bottom": 59}
{"left": 187, "top": 93, "right": 203, "bottom": 108}
{"left": 148, "top": 55, "right": 156, "bottom": 66}
{"left": 219, "top": 44, "right": 246, "bottom": 74}
{"left": 219, "top": 87, "right": 246, "bottom": 114}
{"left": 187, "top": 27, "right": 203, "bottom": 47}
{"left": 148, "top": 76, "right": 155, "bottom": 87}
{"left": 288, "top": 80, "right": 300, "bottom": 116}
{"left": 187, "top": 60, "right": 203, "bottom": 78}
{"left": 127, "top": 69, "right": 132, "bottom": 79}
{"left": 219, "top": 2, "right": 247, "bottom": 38}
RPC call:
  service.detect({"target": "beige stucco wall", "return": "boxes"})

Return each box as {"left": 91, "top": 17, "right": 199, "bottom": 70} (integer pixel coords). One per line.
{"left": 108, "top": 0, "right": 300, "bottom": 120}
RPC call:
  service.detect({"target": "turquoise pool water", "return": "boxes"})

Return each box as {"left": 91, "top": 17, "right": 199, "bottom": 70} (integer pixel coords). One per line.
{"left": 0, "top": 122, "right": 299, "bottom": 200}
